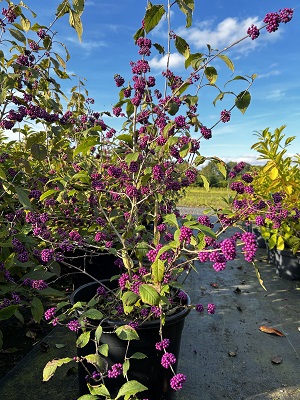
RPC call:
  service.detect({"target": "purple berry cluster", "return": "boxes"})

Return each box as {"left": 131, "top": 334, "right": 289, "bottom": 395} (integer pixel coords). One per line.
{"left": 107, "top": 363, "right": 123, "bottom": 378}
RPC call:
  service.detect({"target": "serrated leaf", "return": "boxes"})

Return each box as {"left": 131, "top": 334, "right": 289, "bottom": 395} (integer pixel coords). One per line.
{"left": 115, "top": 325, "right": 139, "bottom": 341}
{"left": 9, "top": 28, "right": 26, "bottom": 44}
{"left": 77, "top": 395, "right": 98, "bottom": 400}
{"left": 277, "top": 236, "right": 285, "bottom": 250}
{"left": 43, "top": 358, "right": 73, "bottom": 381}
{"left": 125, "top": 152, "right": 139, "bottom": 164}
{"left": 116, "top": 380, "right": 148, "bottom": 399}
{"left": 139, "top": 284, "right": 160, "bottom": 306}
{"left": 151, "top": 259, "right": 165, "bottom": 283}
{"left": 95, "top": 325, "right": 103, "bottom": 344}
{"left": 117, "top": 134, "right": 133, "bottom": 145}
{"left": 130, "top": 352, "right": 147, "bottom": 359}
{"left": 213, "top": 92, "right": 225, "bottom": 106}
{"left": 175, "top": 36, "right": 190, "bottom": 58}
{"left": 163, "top": 213, "right": 179, "bottom": 227}
{"left": 123, "top": 359, "right": 130, "bottom": 377}
{"left": 76, "top": 331, "right": 91, "bottom": 348}
{"left": 216, "top": 162, "right": 227, "bottom": 178}
{"left": 144, "top": 5, "right": 166, "bottom": 34}
{"left": 217, "top": 54, "right": 234, "bottom": 72}
{"left": 31, "top": 297, "right": 44, "bottom": 323}
{"left": 87, "top": 384, "right": 110, "bottom": 397}
{"left": 175, "top": 0, "right": 194, "bottom": 28}
{"left": 122, "top": 291, "right": 139, "bottom": 307}
{"left": 98, "top": 343, "right": 108, "bottom": 357}
{"left": 153, "top": 42, "right": 165, "bottom": 55}
{"left": 235, "top": 91, "right": 251, "bottom": 114}
{"left": 82, "top": 309, "right": 103, "bottom": 320}
{"left": 55, "top": 53, "right": 66, "bottom": 70}
{"left": 40, "top": 189, "right": 59, "bottom": 202}
{"left": 15, "top": 185, "right": 32, "bottom": 208}
{"left": 74, "top": 137, "right": 99, "bottom": 156}
{"left": 21, "top": 17, "right": 31, "bottom": 31}
{"left": 0, "top": 305, "right": 18, "bottom": 321}
{"left": 168, "top": 102, "right": 179, "bottom": 116}
{"left": 269, "top": 167, "right": 279, "bottom": 180}
{"left": 205, "top": 66, "right": 218, "bottom": 84}
{"left": 84, "top": 354, "right": 105, "bottom": 369}
{"left": 31, "top": 143, "right": 47, "bottom": 160}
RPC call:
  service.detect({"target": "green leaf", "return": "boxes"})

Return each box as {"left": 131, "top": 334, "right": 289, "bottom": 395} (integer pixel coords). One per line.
{"left": 116, "top": 380, "right": 148, "bottom": 399}
{"left": 76, "top": 331, "right": 91, "bottom": 348}
{"left": 168, "top": 102, "right": 179, "bottom": 116}
{"left": 125, "top": 152, "right": 139, "bottom": 164}
{"left": 82, "top": 309, "right": 103, "bottom": 320}
{"left": 133, "top": 27, "right": 144, "bottom": 41}
{"left": 73, "top": 0, "right": 85, "bottom": 14}
{"left": 21, "top": 17, "right": 31, "bottom": 31}
{"left": 115, "top": 325, "right": 139, "bottom": 341}
{"left": 95, "top": 325, "right": 103, "bottom": 344}
{"left": 151, "top": 259, "right": 165, "bottom": 283}
{"left": 126, "top": 100, "right": 134, "bottom": 117}
{"left": 55, "top": 53, "right": 66, "bottom": 70}
{"left": 69, "top": 9, "right": 83, "bottom": 42}
{"left": 117, "top": 134, "right": 133, "bottom": 145}
{"left": 163, "top": 213, "right": 179, "bottom": 227}
{"left": 9, "top": 28, "right": 26, "bottom": 44}
{"left": 184, "top": 52, "right": 204, "bottom": 69}
{"left": 216, "top": 162, "right": 227, "bottom": 178}
{"left": 200, "top": 174, "right": 210, "bottom": 191}
{"left": 0, "top": 166, "right": 6, "bottom": 180}
{"left": 144, "top": 5, "right": 166, "bottom": 34}
{"left": 217, "top": 54, "right": 234, "bottom": 72}
{"left": 74, "top": 137, "right": 99, "bottom": 156}
{"left": 31, "top": 143, "right": 47, "bottom": 160}
{"left": 15, "top": 186, "right": 32, "bottom": 209}
{"left": 122, "top": 291, "right": 139, "bottom": 307}
{"left": 277, "top": 236, "right": 285, "bottom": 250}
{"left": 153, "top": 42, "right": 165, "bottom": 55}
{"left": 87, "top": 384, "right": 110, "bottom": 397}
{"left": 175, "top": 36, "right": 190, "bottom": 58}
{"left": 235, "top": 91, "right": 251, "bottom": 114}
{"left": 123, "top": 359, "right": 130, "bottom": 378}
{"left": 213, "top": 92, "right": 225, "bottom": 106}
{"left": 39, "top": 189, "right": 59, "bottom": 202}
{"left": 139, "top": 284, "right": 160, "bottom": 306}
{"left": 31, "top": 297, "right": 44, "bottom": 323}
{"left": 0, "top": 305, "right": 18, "bottom": 321}
{"left": 43, "top": 358, "right": 73, "bottom": 381}
{"left": 98, "top": 343, "right": 108, "bottom": 357}
{"left": 84, "top": 354, "right": 105, "bottom": 370}
{"left": 204, "top": 66, "right": 218, "bottom": 84}
{"left": 130, "top": 352, "right": 147, "bottom": 359}
{"left": 175, "top": 0, "right": 194, "bottom": 28}
{"left": 77, "top": 395, "right": 98, "bottom": 400}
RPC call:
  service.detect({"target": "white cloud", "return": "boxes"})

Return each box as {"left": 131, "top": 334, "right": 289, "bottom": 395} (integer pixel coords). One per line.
{"left": 265, "top": 89, "right": 285, "bottom": 101}
{"left": 149, "top": 53, "right": 185, "bottom": 70}
{"left": 257, "top": 69, "right": 281, "bottom": 79}
{"left": 175, "top": 16, "right": 282, "bottom": 56}
{"left": 66, "top": 36, "right": 108, "bottom": 52}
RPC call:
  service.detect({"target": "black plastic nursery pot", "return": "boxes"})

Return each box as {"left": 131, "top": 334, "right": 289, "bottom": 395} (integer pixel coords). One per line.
{"left": 62, "top": 250, "right": 120, "bottom": 288}
{"left": 268, "top": 247, "right": 300, "bottom": 280}
{"left": 70, "top": 281, "right": 191, "bottom": 400}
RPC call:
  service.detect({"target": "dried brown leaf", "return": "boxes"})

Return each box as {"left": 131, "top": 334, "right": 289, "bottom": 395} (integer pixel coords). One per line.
{"left": 259, "top": 326, "right": 285, "bottom": 337}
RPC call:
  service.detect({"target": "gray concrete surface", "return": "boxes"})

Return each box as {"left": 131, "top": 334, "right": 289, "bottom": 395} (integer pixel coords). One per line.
{"left": 0, "top": 209, "right": 299, "bottom": 399}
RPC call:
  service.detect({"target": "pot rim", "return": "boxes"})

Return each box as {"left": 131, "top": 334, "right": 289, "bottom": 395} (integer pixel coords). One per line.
{"left": 70, "top": 281, "right": 191, "bottom": 329}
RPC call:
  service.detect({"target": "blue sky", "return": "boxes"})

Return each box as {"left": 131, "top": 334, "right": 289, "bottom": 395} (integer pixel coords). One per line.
{"left": 5, "top": 1, "right": 300, "bottom": 165}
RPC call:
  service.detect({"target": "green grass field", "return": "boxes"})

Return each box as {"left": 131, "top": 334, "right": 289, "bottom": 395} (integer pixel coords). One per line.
{"left": 177, "top": 187, "right": 234, "bottom": 209}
